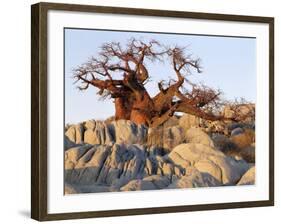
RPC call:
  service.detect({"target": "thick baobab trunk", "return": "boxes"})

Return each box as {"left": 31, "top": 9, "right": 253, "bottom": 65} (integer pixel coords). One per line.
{"left": 130, "top": 91, "right": 154, "bottom": 126}
{"left": 114, "top": 97, "right": 131, "bottom": 120}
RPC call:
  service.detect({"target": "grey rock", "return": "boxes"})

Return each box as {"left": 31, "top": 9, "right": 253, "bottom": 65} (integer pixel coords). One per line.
{"left": 112, "top": 120, "right": 147, "bottom": 145}
{"left": 212, "top": 134, "right": 238, "bottom": 154}
{"left": 84, "top": 121, "right": 114, "bottom": 145}
{"left": 223, "top": 104, "right": 255, "bottom": 122}
{"left": 147, "top": 125, "right": 185, "bottom": 153}
{"left": 65, "top": 144, "right": 147, "bottom": 187}
{"left": 163, "top": 126, "right": 185, "bottom": 152}
{"left": 65, "top": 183, "right": 111, "bottom": 194}
{"left": 64, "top": 135, "right": 77, "bottom": 150}
{"left": 64, "top": 142, "right": 185, "bottom": 192}
{"left": 120, "top": 175, "right": 171, "bottom": 191}
{"left": 65, "top": 144, "right": 111, "bottom": 185}
{"left": 168, "top": 143, "right": 249, "bottom": 185}
{"left": 120, "top": 179, "right": 157, "bottom": 191}
{"left": 163, "top": 116, "right": 179, "bottom": 128}
{"left": 231, "top": 127, "right": 244, "bottom": 136}
{"left": 237, "top": 166, "right": 255, "bottom": 185}
{"left": 84, "top": 120, "right": 96, "bottom": 130}
{"left": 179, "top": 113, "right": 200, "bottom": 130}
{"left": 64, "top": 184, "right": 79, "bottom": 194}
{"left": 194, "top": 159, "right": 222, "bottom": 183}
{"left": 185, "top": 127, "right": 214, "bottom": 147}
{"left": 168, "top": 167, "right": 220, "bottom": 189}
{"left": 65, "top": 123, "right": 84, "bottom": 144}
{"left": 142, "top": 175, "right": 171, "bottom": 189}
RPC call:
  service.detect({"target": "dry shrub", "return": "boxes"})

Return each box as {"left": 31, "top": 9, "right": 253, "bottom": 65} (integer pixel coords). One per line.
{"left": 212, "top": 134, "right": 237, "bottom": 154}
{"left": 230, "top": 129, "right": 255, "bottom": 149}
{"left": 212, "top": 133, "right": 255, "bottom": 163}
{"left": 239, "top": 146, "right": 255, "bottom": 163}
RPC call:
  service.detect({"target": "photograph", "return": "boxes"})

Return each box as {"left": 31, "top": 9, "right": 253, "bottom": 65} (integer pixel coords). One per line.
{"left": 64, "top": 28, "right": 256, "bottom": 194}
{"left": 30, "top": 2, "right": 274, "bottom": 221}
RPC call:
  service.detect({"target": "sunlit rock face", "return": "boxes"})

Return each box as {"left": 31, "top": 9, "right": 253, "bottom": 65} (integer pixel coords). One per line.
{"left": 64, "top": 111, "right": 255, "bottom": 194}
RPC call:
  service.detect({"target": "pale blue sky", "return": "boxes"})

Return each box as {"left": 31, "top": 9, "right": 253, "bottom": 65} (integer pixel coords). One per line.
{"left": 65, "top": 28, "right": 256, "bottom": 124}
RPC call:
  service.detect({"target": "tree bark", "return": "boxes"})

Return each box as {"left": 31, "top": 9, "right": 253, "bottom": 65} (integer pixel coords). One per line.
{"left": 114, "top": 97, "right": 131, "bottom": 120}
{"left": 130, "top": 91, "right": 154, "bottom": 126}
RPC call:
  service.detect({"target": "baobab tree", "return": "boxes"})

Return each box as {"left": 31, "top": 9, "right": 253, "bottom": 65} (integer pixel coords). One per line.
{"left": 73, "top": 38, "right": 226, "bottom": 128}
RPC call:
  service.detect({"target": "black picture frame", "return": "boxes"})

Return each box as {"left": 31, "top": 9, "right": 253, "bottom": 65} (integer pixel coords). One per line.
{"left": 31, "top": 2, "right": 274, "bottom": 221}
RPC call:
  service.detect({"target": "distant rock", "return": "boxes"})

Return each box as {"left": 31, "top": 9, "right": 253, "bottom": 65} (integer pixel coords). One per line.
{"left": 212, "top": 134, "right": 237, "bottom": 153}
{"left": 237, "top": 166, "right": 255, "bottom": 185}
{"left": 230, "top": 129, "right": 255, "bottom": 149}
{"left": 227, "top": 122, "right": 255, "bottom": 132}
{"left": 223, "top": 106, "right": 236, "bottom": 119}
{"left": 212, "top": 133, "right": 255, "bottom": 163}
{"left": 179, "top": 113, "right": 200, "bottom": 130}
{"left": 185, "top": 127, "right": 214, "bottom": 147}
{"left": 231, "top": 127, "right": 244, "bottom": 136}
{"left": 223, "top": 104, "right": 255, "bottom": 122}
{"left": 168, "top": 143, "right": 249, "bottom": 184}
{"left": 206, "top": 120, "right": 228, "bottom": 135}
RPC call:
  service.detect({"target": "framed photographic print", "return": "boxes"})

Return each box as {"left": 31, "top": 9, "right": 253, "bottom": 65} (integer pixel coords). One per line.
{"left": 31, "top": 2, "right": 274, "bottom": 221}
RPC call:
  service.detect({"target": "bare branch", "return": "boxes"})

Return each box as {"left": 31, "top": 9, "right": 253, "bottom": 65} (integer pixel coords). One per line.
{"left": 72, "top": 38, "right": 243, "bottom": 127}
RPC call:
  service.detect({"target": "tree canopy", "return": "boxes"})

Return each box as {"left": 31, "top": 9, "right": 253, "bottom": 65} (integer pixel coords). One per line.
{"left": 73, "top": 38, "right": 239, "bottom": 128}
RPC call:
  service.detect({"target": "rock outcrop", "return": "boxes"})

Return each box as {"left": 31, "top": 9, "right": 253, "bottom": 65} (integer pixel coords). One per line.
{"left": 83, "top": 120, "right": 114, "bottom": 145}
{"left": 237, "top": 166, "right": 255, "bottom": 185}
{"left": 162, "top": 126, "right": 185, "bottom": 151}
{"left": 121, "top": 175, "right": 171, "bottom": 191}
{"left": 65, "top": 143, "right": 185, "bottom": 191}
{"left": 223, "top": 104, "right": 255, "bottom": 122}
{"left": 65, "top": 123, "right": 84, "bottom": 144}
{"left": 64, "top": 114, "right": 255, "bottom": 194}
{"left": 168, "top": 167, "right": 221, "bottom": 188}
{"left": 185, "top": 128, "right": 215, "bottom": 148}
{"left": 146, "top": 125, "right": 186, "bottom": 152}
{"left": 168, "top": 143, "right": 249, "bottom": 184}
{"left": 65, "top": 119, "right": 148, "bottom": 149}
{"left": 111, "top": 120, "right": 147, "bottom": 145}
{"left": 179, "top": 114, "right": 200, "bottom": 130}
